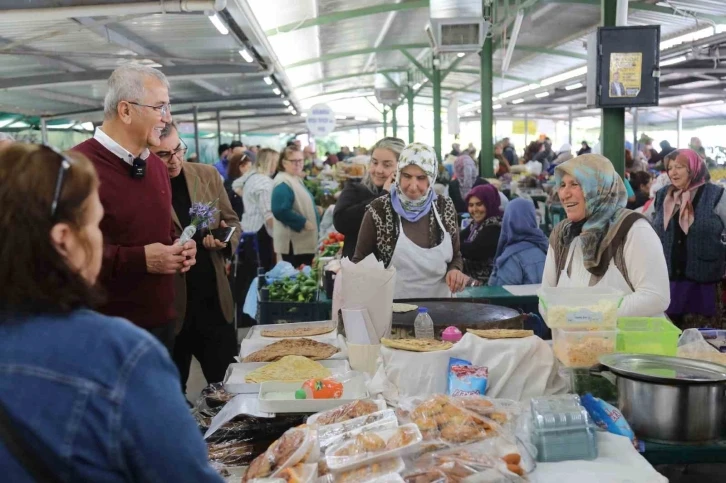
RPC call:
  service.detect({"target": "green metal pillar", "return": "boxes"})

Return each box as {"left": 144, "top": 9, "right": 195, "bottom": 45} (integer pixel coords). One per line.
{"left": 392, "top": 105, "right": 398, "bottom": 138}
{"left": 480, "top": 26, "right": 494, "bottom": 177}
{"left": 432, "top": 57, "right": 442, "bottom": 162}
{"left": 601, "top": 0, "right": 625, "bottom": 175}
{"left": 407, "top": 72, "right": 415, "bottom": 143}
{"left": 383, "top": 109, "right": 388, "bottom": 137}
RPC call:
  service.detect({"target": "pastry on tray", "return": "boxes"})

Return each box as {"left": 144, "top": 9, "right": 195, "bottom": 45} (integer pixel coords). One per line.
{"left": 381, "top": 338, "right": 453, "bottom": 352}
{"left": 260, "top": 325, "right": 334, "bottom": 338}
{"left": 467, "top": 329, "right": 534, "bottom": 339}
{"left": 244, "top": 355, "right": 331, "bottom": 383}
{"left": 243, "top": 338, "right": 339, "bottom": 362}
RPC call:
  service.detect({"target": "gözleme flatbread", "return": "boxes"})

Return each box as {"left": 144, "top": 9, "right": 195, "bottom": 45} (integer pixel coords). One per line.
{"left": 467, "top": 329, "right": 534, "bottom": 339}
{"left": 381, "top": 338, "right": 453, "bottom": 352}
{"left": 260, "top": 325, "right": 334, "bottom": 338}
{"left": 245, "top": 355, "right": 332, "bottom": 383}
{"left": 243, "top": 338, "right": 339, "bottom": 362}
{"left": 392, "top": 303, "right": 418, "bottom": 313}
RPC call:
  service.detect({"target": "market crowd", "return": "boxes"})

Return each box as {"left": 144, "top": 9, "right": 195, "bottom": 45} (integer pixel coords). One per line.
{"left": 1, "top": 64, "right": 725, "bottom": 480}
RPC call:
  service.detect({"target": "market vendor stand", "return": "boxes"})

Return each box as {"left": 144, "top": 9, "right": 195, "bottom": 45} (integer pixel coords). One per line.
{"left": 642, "top": 440, "right": 726, "bottom": 466}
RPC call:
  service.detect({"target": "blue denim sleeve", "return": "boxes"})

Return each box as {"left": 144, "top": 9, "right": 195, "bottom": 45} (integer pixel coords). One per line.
{"left": 115, "top": 339, "right": 223, "bottom": 483}
{"left": 489, "top": 258, "right": 524, "bottom": 286}
{"left": 272, "top": 183, "right": 307, "bottom": 232}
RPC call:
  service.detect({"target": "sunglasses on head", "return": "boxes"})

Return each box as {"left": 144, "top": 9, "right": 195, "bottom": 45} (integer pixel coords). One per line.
{"left": 41, "top": 144, "right": 75, "bottom": 218}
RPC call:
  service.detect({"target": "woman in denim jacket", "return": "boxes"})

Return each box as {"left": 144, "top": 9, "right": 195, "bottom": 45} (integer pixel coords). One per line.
{"left": 0, "top": 144, "right": 223, "bottom": 482}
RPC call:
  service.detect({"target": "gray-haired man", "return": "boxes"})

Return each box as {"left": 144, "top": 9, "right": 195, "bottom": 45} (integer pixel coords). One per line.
{"left": 72, "top": 64, "right": 196, "bottom": 352}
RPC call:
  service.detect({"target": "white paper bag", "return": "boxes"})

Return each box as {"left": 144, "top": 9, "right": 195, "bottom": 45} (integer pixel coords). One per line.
{"left": 334, "top": 255, "right": 396, "bottom": 342}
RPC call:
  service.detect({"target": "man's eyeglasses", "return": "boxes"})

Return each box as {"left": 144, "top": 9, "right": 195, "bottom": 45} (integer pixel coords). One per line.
{"left": 156, "top": 139, "right": 188, "bottom": 162}
{"left": 42, "top": 145, "right": 74, "bottom": 218}
{"left": 127, "top": 101, "right": 172, "bottom": 117}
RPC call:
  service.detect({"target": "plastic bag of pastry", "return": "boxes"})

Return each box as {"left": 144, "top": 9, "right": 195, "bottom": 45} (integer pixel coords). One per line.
{"left": 396, "top": 395, "right": 495, "bottom": 448}
{"left": 318, "top": 457, "right": 406, "bottom": 483}
{"left": 242, "top": 427, "right": 320, "bottom": 482}
{"left": 424, "top": 440, "right": 528, "bottom": 479}
{"left": 451, "top": 396, "right": 522, "bottom": 429}
{"left": 247, "top": 463, "right": 317, "bottom": 483}
{"left": 207, "top": 439, "right": 257, "bottom": 466}
{"left": 326, "top": 424, "right": 422, "bottom": 472}
{"left": 677, "top": 328, "right": 726, "bottom": 365}
{"left": 318, "top": 409, "right": 399, "bottom": 453}
{"left": 308, "top": 399, "right": 387, "bottom": 426}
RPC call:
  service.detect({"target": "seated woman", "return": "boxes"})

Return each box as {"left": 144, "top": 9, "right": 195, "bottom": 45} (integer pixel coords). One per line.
{"left": 449, "top": 154, "right": 485, "bottom": 214}
{"left": 646, "top": 149, "right": 726, "bottom": 329}
{"left": 460, "top": 184, "right": 503, "bottom": 285}
{"left": 354, "top": 142, "right": 468, "bottom": 298}
{"left": 0, "top": 144, "right": 222, "bottom": 481}
{"left": 489, "top": 198, "right": 548, "bottom": 286}
{"left": 334, "top": 137, "right": 404, "bottom": 260}
{"left": 542, "top": 154, "right": 670, "bottom": 317}
{"left": 627, "top": 171, "right": 652, "bottom": 210}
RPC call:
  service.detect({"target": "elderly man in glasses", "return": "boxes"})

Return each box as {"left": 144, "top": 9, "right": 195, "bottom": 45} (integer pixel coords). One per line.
{"left": 72, "top": 64, "right": 196, "bottom": 353}
{"left": 151, "top": 121, "right": 241, "bottom": 391}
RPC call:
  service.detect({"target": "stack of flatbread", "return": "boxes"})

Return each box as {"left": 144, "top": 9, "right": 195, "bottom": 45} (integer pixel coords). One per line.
{"left": 467, "top": 329, "right": 534, "bottom": 339}
{"left": 260, "top": 325, "right": 334, "bottom": 338}
{"left": 242, "top": 338, "right": 339, "bottom": 362}
{"left": 244, "top": 355, "right": 331, "bottom": 383}
{"left": 381, "top": 338, "right": 452, "bottom": 352}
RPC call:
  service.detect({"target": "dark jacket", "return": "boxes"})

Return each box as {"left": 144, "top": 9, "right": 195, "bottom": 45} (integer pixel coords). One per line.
{"left": 653, "top": 183, "right": 725, "bottom": 283}
{"left": 334, "top": 181, "right": 386, "bottom": 259}
{"left": 460, "top": 218, "right": 502, "bottom": 284}
{"left": 449, "top": 177, "right": 489, "bottom": 214}
{"left": 224, "top": 177, "right": 244, "bottom": 219}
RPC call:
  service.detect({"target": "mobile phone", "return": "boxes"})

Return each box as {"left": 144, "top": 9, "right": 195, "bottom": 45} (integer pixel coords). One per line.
{"left": 211, "top": 226, "right": 236, "bottom": 243}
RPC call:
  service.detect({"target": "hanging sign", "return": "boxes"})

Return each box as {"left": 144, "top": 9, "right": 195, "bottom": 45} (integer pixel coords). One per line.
{"left": 306, "top": 103, "right": 336, "bottom": 137}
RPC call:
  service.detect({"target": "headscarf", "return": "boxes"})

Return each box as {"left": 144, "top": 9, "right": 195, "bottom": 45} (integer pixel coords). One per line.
{"left": 454, "top": 154, "right": 478, "bottom": 199}
{"left": 663, "top": 149, "right": 709, "bottom": 234}
{"left": 464, "top": 184, "right": 502, "bottom": 242}
{"left": 494, "top": 198, "right": 549, "bottom": 271}
{"left": 390, "top": 142, "right": 438, "bottom": 223}
{"left": 554, "top": 154, "right": 631, "bottom": 275}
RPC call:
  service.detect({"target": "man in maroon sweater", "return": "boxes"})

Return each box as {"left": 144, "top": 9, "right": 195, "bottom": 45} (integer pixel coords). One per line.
{"left": 73, "top": 64, "right": 197, "bottom": 352}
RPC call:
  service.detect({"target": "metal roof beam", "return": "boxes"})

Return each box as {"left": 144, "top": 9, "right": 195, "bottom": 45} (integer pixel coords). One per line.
{"left": 33, "top": 89, "right": 101, "bottom": 108}
{"left": 400, "top": 49, "right": 433, "bottom": 80}
{"left": 0, "top": 64, "right": 262, "bottom": 91}
{"left": 294, "top": 69, "right": 405, "bottom": 89}
{"left": 0, "top": 36, "right": 88, "bottom": 73}
{"left": 514, "top": 45, "right": 587, "bottom": 59}
{"left": 541, "top": 0, "right": 726, "bottom": 23}
{"left": 172, "top": 104, "right": 288, "bottom": 116}
{"left": 286, "top": 44, "right": 429, "bottom": 69}
{"left": 265, "top": 0, "right": 429, "bottom": 36}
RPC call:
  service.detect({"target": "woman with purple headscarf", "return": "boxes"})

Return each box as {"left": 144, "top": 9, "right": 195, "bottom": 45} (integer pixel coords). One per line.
{"left": 460, "top": 184, "right": 504, "bottom": 284}
{"left": 488, "top": 198, "right": 548, "bottom": 286}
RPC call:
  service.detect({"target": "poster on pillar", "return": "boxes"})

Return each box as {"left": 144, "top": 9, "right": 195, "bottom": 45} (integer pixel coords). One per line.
{"left": 447, "top": 96, "right": 459, "bottom": 136}
{"left": 306, "top": 103, "right": 336, "bottom": 137}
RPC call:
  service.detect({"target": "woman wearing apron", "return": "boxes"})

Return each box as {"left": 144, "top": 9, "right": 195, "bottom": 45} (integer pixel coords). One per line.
{"left": 540, "top": 154, "right": 670, "bottom": 317}
{"left": 353, "top": 142, "right": 468, "bottom": 299}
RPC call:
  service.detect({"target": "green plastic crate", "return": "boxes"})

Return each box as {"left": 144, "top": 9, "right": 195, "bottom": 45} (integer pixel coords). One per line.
{"left": 616, "top": 317, "right": 682, "bottom": 356}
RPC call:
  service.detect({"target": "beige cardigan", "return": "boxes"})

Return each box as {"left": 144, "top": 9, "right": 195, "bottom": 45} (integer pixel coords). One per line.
{"left": 272, "top": 172, "right": 318, "bottom": 255}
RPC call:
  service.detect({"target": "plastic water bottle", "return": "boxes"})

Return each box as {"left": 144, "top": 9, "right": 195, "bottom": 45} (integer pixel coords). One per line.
{"left": 414, "top": 308, "right": 435, "bottom": 339}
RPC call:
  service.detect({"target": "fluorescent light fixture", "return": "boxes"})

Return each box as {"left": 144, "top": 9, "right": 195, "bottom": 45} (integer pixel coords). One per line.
{"left": 493, "top": 104, "right": 502, "bottom": 110}
{"left": 535, "top": 91, "right": 550, "bottom": 98}
{"left": 565, "top": 82, "right": 583, "bottom": 90}
{"left": 354, "top": 116, "right": 368, "bottom": 121}
{"left": 239, "top": 49, "right": 253, "bottom": 63}
{"left": 335, "top": 115, "right": 347, "bottom": 120}
{"left": 272, "top": 87, "right": 281, "bottom": 95}
{"left": 302, "top": 112, "right": 308, "bottom": 117}
{"left": 684, "top": 100, "right": 725, "bottom": 108}
{"left": 287, "top": 105, "right": 294, "bottom": 111}
{"left": 292, "top": 110, "right": 298, "bottom": 115}
{"left": 208, "top": 14, "right": 228, "bottom": 35}
{"left": 81, "top": 122, "right": 94, "bottom": 131}
{"left": 660, "top": 55, "right": 687, "bottom": 67}
{"left": 498, "top": 83, "right": 538, "bottom": 99}
{"left": 263, "top": 77, "right": 273, "bottom": 85}
{"left": 540, "top": 66, "right": 588, "bottom": 86}
{"left": 511, "top": 98, "right": 525, "bottom": 104}
{"left": 457, "top": 52, "right": 466, "bottom": 58}
{"left": 9, "top": 121, "right": 29, "bottom": 128}
{"left": 502, "top": 10, "right": 524, "bottom": 73}
{"left": 283, "top": 100, "right": 290, "bottom": 106}
{"left": 412, "top": 82, "right": 422, "bottom": 90}
{"left": 660, "top": 26, "right": 719, "bottom": 50}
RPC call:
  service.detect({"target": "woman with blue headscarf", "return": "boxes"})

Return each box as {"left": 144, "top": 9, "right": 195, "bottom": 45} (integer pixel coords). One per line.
{"left": 489, "top": 198, "right": 548, "bottom": 286}
{"left": 541, "top": 154, "right": 670, "bottom": 317}
{"left": 353, "top": 143, "right": 468, "bottom": 298}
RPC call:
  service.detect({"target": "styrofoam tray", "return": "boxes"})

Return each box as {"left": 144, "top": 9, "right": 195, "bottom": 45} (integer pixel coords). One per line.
{"left": 239, "top": 334, "right": 348, "bottom": 361}
{"left": 246, "top": 320, "right": 338, "bottom": 341}
{"left": 257, "top": 373, "right": 369, "bottom": 413}
{"left": 223, "top": 359, "right": 351, "bottom": 394}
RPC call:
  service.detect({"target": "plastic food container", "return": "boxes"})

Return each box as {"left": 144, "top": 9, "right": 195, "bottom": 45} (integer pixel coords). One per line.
{"left": 441, "top": 326, "right": 463, "bottom": 342}
{"left": 553, "top": 328, "right": 618, "bottom": 368}
{"left": 698, "top": 329, "right": 726, "bottom": 353}
{"left": 616, "top": 317, "right": 682, "bottom": 356}
{"left": 530, "top": 395, "right": 598, "bottom": 463}
{"left": 538, "top": 287, "right": 623, "bottom": 329}
{"left": 326, "top": 425, "right": 422, "bottom": 471}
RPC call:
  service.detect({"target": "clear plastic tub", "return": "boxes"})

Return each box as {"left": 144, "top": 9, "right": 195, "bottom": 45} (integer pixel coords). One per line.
{"left": 538, "top": 287, "right": 623, "bottom": 329}
{"left": 552, "top": 328, "right": 618, "bottom": 368}
{"left": 326, "top": 424, "right": 422, "bottom": 472}
{"left": 616, "top": 317, "right": 682, "bottom": 356}
{"left": 530, "top": 396, "right": 598, "bottom": 463}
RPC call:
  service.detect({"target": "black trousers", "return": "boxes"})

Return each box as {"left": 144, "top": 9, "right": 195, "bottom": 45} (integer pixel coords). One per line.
{"left": 173, "top": 297, "right": 238, "bottom": 392}
{"left": 234, "top": 227, "right": 276, "bottom": 328}
{"left": 147, "top": 323, "right": 176, "bottom": 355}
{"left": 282, "top": 242, "right": 314, "bottom": 268}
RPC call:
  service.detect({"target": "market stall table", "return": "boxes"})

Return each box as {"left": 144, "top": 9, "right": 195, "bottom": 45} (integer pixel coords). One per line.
{"left": 642, "top": 440, "right": 726, "bottom": 466}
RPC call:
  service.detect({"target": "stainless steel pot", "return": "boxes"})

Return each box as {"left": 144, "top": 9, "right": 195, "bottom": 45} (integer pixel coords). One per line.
{"left": 595, "top": 354, "right": 726, "bottom": 444}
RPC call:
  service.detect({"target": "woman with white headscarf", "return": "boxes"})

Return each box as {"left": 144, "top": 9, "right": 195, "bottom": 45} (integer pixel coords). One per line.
{"left": 353, "top": 143, "right": 468, "bottom": 298}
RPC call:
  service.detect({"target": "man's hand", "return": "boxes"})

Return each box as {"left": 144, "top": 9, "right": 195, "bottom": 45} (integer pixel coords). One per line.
{"left": 145, "top": 243, "right": 186, "bottom": 274}
{"left": 178, "top": 239, "right": 197, "bottom": 273}
{"left": 203, "top": 220, "right": 228, "bottom": 251}
{"left": 446, "top": 269, "right": 469, "bottom": 293}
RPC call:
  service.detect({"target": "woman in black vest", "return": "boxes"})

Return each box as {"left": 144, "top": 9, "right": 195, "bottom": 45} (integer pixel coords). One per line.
{"left": 646, "top": 149, "right": 726, "bottom": 329}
